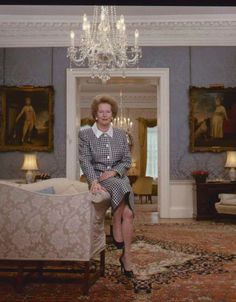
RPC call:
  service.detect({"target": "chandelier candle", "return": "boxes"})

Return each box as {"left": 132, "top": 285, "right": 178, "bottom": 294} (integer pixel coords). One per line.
{"left": 70, "top": 31, "right": 75, "bottom": 47}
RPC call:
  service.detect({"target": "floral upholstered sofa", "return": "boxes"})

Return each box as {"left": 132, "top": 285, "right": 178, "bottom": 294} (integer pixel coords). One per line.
{"left": 0, "top": 178, "right": 111, "bottom": 294}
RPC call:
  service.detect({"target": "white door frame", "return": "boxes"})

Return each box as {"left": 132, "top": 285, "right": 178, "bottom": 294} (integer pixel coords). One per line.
{"left": 66, "top": 68, "right": 170, "bottom": 218}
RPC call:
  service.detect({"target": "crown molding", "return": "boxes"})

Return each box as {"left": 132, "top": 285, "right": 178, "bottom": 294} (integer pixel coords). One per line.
{"left": 0, "top": 14, "right": 236, "bottom": 47}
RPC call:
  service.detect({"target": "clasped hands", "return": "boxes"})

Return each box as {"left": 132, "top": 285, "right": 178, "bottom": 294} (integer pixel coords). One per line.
{"left": 90, "top": 170, "right": 117, "bottom": 193}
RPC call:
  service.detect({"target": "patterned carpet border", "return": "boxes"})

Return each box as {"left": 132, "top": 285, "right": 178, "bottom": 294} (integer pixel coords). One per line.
{"left": 105, "top": 235, "right": 236, "bottom": 293}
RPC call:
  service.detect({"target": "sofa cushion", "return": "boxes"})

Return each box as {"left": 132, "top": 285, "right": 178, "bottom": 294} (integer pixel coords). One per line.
{"left": 215, "top": 203, "right": 236, "bottom": 215}
{"left": 36, "top": 186, "right": 55, "bottom": 194}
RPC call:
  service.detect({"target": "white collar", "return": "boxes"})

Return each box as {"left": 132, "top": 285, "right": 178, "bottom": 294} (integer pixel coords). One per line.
{"left": 92, "top": 123, "right": 113, "bottom": 138}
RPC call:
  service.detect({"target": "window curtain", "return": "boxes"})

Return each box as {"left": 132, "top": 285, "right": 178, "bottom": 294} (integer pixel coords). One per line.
{"left": 138, "top": 118, "right": 157, "bottom": 176}
{"left": 146, "top": 126, "right": 158, "bottom": 178}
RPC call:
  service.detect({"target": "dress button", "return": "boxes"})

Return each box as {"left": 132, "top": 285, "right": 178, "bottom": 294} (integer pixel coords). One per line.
{"left": 107, "top": 156, "right": 110, "bottom": 159}
{"left": 106, "top": 144, "right": 109, "bottom": 147}
{"left": 104, "top": 134, "right": 107, "bottom": 137}
{"left": 107, "top": 166, "right": 111, "bottom": 169}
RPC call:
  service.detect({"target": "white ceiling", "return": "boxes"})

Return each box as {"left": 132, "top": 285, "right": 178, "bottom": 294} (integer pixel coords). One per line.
{"left": 0, "top": 5, "right": 236, "bottom": 47}
{"left": 0, "top": 5, "right": 236, "bottom": 16}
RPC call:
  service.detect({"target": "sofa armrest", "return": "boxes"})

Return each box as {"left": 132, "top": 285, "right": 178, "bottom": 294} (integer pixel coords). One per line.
{"left": 0, "top": 182, "right": 106, "bottom": 261}
{"left": 90, "top": 191, "right": 111, "bottom": 204}
{"left": 217, "top": 199, "right": 236, "bottom": 206}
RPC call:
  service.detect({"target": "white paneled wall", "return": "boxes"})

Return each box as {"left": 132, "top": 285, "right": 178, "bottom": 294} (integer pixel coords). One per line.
{"left": 170, "top": 181, "right": 194, "bottom": 218}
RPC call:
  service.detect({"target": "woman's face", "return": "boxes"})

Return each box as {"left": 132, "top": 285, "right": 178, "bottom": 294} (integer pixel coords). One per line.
{"left": 25, "top": 97, "right": 31, "bottom": 105}
{"left": 96, "top": 102, "right": 113, "bottom": 128}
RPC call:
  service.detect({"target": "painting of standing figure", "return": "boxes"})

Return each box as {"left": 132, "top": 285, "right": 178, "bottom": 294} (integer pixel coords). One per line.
{"left": 189, "top": 86, "right": 236, "bottom": 152}
{"left": 0, "top": 86, "right": 54, "bottom": 152}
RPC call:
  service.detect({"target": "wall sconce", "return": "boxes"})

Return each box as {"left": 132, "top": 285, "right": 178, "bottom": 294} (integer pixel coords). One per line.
{"left": 225, "top": 151, "right": 236, "bottom": 181}
{"left": 21, "top": 154, "right": 39, "bottom": 183}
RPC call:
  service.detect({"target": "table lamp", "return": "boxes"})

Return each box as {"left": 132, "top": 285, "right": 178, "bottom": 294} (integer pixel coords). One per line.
{"left": 21, "top": 154, "right": 39, "bottom": 183}
{"left": 225, "top": 151, "right": 236, "bottom": 181}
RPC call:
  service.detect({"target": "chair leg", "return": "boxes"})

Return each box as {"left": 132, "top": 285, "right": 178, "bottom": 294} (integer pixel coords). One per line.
{"left": 100, "top": 250, "right": 105, "bottom": 277}
{"left": 110, "top": 224, "right": 113, "bottom": 238}
{"left": 15, "top": 263, "right": 24, "bottom": 293}
{"left": 83, "top": 261, "right": 90, "bottom": 295}
{"left": 37, "top": 261, "right": 44, "bottom": 277}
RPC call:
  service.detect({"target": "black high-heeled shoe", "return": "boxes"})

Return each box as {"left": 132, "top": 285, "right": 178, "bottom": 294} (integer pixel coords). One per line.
{"left": 119, "top": 256, "right": 134, "bottom": 278}
{"left": 112, "top": 235, "right": 124, "bottom": 250}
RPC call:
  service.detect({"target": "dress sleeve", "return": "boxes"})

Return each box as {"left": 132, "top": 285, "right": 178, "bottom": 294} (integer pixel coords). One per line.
{"left": 79, "top": 130, "right": 97, "bottom": 185}
{"left": 112, "top": 131, "right": 132, "bottom": 177}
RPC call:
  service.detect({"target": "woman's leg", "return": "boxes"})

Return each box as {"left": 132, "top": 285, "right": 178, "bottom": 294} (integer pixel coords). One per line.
{"left": 121, "top": 205, "right": 134, "bottom": 270}
{"left": 22, "top": 122, "right": 29, "bottom": 143}
{"left": 112, "top": 201, "right": 126, "bottom": 243}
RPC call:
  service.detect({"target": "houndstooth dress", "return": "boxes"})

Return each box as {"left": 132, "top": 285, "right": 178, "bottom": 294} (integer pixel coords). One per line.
{"left": 79, "top": 124, "right": 134, "bottom": 213}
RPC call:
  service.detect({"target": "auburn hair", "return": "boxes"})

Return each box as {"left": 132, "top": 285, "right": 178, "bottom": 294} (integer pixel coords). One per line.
{"left": 91, "top": 95, "right": 118, "bottom": 119}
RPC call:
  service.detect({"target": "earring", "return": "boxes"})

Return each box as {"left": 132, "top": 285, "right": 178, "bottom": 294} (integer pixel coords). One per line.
{"left": 95, "top": 117, "right": 98, "bottom": 121}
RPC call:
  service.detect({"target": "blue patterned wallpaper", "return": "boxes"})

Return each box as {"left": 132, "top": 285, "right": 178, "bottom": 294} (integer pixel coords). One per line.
{"left": 0, "top": 46, "right": 235, "bottom": 180}
{"left": 0, "top": 48, "right": 67, "bottom": 179}
{"left": 0, "top": 49, "right": 3, "bottom": 85}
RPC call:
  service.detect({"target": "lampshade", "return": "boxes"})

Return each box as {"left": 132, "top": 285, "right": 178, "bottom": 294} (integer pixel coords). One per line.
{"left": 21, "top": 154, "right": 38, "bottom": 171}
{"left": 225, "top": 151, "right": 236, "bottom": 168}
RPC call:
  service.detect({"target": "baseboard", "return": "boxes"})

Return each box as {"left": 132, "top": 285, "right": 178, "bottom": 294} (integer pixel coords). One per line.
{"left": 168, "top": 180, "right": 194, "bottom": 219}
{"left": 169, "top": 207, "right": 193, "bottom": 218}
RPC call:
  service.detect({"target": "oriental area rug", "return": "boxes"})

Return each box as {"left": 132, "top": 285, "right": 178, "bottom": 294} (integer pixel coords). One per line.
{"left": 0, "top": 222, "right": 235, "bottom": 302}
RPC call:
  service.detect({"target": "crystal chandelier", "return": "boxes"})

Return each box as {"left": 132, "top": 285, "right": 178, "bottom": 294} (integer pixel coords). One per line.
{"left": 113, "top": 90, "right": 133, "bottom": 132}
{"left": 67, "top": 6, "right": 142, "bottom": 83}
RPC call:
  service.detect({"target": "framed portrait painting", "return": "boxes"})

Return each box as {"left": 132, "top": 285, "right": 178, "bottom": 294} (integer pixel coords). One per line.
{"left": 189, "top": 86, "right": 236, "bottom": 152}
{"left": 0, "top": 86, "right": 54, "bottom": 152}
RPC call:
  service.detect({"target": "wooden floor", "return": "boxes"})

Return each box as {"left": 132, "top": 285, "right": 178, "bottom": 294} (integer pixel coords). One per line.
{"left": 134, "top": 197, "right": 194, "bottom": 225}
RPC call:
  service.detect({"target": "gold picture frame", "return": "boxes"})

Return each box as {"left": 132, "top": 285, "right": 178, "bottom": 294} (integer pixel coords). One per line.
{"left": 189, "top": 86, "right": 236, "bottom": 152}
{"left": 0, "top": 85, "right": 54, "bottom": 152}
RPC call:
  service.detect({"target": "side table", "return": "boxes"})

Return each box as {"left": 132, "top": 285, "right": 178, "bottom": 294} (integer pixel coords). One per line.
{"left": 193, "top": 181, "right": 236, "bottom": 220}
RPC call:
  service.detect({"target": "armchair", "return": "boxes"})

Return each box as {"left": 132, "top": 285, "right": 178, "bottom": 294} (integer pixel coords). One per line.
{"left": 132, "top": 176, "right": 153, "bottom": 203}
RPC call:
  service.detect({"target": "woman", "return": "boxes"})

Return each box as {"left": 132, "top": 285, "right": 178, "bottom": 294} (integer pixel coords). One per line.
{"left": 211, "top": 95, "right": 228, "bottom": 139}
{"left": 79, "top": 94, "right": 134, "bottom": 278}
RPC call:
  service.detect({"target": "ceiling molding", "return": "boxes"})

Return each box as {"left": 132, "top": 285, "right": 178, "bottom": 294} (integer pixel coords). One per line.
{"left": 0, "top": 14, "right": 236, "bottom": 47}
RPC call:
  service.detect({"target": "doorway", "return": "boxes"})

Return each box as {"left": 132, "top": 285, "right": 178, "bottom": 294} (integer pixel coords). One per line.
{"left": 66, "top": 68, "right": 170, "bottom": 218}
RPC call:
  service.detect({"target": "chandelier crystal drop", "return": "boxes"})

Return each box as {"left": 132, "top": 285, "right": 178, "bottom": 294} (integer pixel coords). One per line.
{"left": 113, "top": 90, "right": 133, "bottom": 133}
{"left": 67, "top": 6, "right": 142, "bottom": 83}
